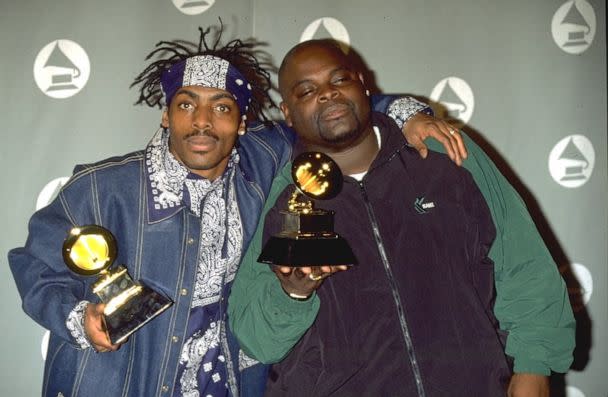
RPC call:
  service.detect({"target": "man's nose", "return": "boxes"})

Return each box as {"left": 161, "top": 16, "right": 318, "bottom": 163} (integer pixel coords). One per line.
{"left": 193, "top": 107, "right": 212, "bottom": 131}
{"left": 318, "top": 85, "right": 339, "bottom": 103}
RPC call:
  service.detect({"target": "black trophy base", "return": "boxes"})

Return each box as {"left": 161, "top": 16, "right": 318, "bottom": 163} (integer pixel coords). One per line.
{"left": 257, "top": 236, "right": 357, "bottom": 267}
{"left": 104, "top": 283, "right": 173, "bottom": 345}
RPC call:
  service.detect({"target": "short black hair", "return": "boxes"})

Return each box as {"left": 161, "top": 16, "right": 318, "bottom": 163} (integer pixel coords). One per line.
{"left": 131, "top": 22, "right": 276, "bottom": 122}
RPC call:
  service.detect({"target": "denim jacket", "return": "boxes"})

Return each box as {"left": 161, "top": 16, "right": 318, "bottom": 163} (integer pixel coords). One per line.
{"left": 8, "top": 121, "right": 294, "bottom": 397}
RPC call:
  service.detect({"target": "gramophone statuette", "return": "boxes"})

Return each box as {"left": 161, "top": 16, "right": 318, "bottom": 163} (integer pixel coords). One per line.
{"left": 63, "top": 225, "right": 173, "bottom": 344}
{"left": 257, "top": 152, "right": 357, "bottom": 267}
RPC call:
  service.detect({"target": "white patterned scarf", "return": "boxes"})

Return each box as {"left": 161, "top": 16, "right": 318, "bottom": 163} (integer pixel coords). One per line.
{"left": 145, "top": 128, "right": 247, "bottom": 397}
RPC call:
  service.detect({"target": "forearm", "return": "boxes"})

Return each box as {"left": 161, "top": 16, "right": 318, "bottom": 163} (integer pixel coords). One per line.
{"left": 228, "top": 166, "right": 320, "bottom": 363}
{"left": 494, "top": 227, "right": 574, "bottom": 375}
{"left": 228, "top": 253, "right": 319, "bottom": 363}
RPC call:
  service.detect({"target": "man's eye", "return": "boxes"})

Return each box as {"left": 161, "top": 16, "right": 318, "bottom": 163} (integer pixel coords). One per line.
{"left": 178, "top": 102, "right": 193, "bottom": 110}
{"left": 333, "top": 75, "right": 350, "bottom": 84}
{"left": 297, "top": 89, "right": 314, "bottom": 98}
{"left": 215, "top": 104, "right": 231, "bottom": 112}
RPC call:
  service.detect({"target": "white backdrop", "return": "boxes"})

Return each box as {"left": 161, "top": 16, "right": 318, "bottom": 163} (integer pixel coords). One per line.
{"left": 1, "top": 1, "right": 605, "bottom": 396}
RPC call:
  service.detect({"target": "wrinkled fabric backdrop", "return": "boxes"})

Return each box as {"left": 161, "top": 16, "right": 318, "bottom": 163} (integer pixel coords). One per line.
{"left": 1, "top": 1, "right": 605, "bottom": 396}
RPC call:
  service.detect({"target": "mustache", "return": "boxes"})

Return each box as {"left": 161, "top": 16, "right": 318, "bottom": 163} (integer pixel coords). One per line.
{"left": 183, "top": 129, "right": 219, "bottom": 141}
{"left": 317, "top": 100, "right": 353, "bottom": 119}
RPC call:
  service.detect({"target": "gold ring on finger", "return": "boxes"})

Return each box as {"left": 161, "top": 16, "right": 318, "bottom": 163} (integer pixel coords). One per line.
{"left": 308, "top": 273, "right": 325, "bottom": 281}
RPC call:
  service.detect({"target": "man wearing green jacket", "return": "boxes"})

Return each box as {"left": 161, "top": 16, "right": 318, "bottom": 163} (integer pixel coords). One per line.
{"left": 228, "top": 40, "right": 575, "bottom": 396}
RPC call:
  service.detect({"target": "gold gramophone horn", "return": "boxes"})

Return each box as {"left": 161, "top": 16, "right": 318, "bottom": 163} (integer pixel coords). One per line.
{"left": 291, "top": 152, "right": 343, "bottom": 200}
{"left": 62, "top": 225, "right": 117, "bottom": 276}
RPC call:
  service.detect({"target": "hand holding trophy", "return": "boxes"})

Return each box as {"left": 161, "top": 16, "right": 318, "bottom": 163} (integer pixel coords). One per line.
{"left": 63, "top": 225, "right": 173, "bottom": 345}
{"left": 258, "top": 152, "right": 357, "bottom": 287}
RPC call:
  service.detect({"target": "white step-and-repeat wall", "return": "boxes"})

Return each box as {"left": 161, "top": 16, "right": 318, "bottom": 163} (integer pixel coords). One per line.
{"left": 1, "top": 1, "right": 605, "bottom": 395}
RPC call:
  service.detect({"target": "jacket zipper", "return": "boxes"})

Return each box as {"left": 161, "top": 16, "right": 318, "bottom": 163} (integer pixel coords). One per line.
{"left": 358, "top": 180, "right": 426, "bottom": 397}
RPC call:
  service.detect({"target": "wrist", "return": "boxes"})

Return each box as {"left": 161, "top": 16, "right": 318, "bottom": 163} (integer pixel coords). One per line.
{"left": 387, "top": 97, "right": 433, "bottom": 130}
{"left": 280, "top": 285, "right": 312, "bottom": 301}
{"left": 288, "top": 292, "right": 312, "bottom": 301}
{"left": 512, "top": 358, "right": 551, "bottom": 376}
{"left": 66, "top": 300, "right": 93, "bottom": 349}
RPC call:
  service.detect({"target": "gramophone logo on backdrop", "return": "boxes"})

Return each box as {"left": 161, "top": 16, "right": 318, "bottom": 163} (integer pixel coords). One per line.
{"left": 552, "top": 0, "right": 596, "bottom": 54}
{"left": 172, "top": 0, "right": 215, "bottom": 15}
{"left": 429, "top": 77, "right": 474, "bottom": 127}
{"left": 33, "top": 40, "right": 90, "bottom": 99}
{"left": 548, "top": 135, "right": 595, "bottom": 188}
{"left": 301, "top": 17, "right": 350, "bottom": 53}
{"left": 566, "top": 386, "right": 586, "bottom": 397}
{"left": 571, "top": 263, "right": 593, "bottom": 306}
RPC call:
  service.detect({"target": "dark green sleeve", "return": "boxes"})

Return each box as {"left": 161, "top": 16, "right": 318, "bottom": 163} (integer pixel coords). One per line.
{"left": 228, "top": 163, "right": 320, "bottom": 364}
{"left": 426, "top": 133, "right": 575, "bottom": 375}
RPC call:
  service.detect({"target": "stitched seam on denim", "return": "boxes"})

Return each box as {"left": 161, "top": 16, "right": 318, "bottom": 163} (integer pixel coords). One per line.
{"left": 248, "top": 133, "right": 279, "bottom": 169}
{"left": 63, "top": 153, "right": 143, "bottom": 190}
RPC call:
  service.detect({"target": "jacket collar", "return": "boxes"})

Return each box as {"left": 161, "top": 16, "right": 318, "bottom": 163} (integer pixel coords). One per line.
{"left": 370, "top": 111, "right": 411, "bottom": 166}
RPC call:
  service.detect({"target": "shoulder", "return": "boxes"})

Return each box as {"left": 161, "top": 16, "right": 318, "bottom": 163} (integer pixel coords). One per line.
{"left": 238, "top": 121, "right": 295, "bottom": 175}
{"left": 65, "top": 150, "right": 144, "bottom": 189}
{"left": 427, "top": 149, "right": 476, "bottom": 183}
{"left": 400, "top": 139, "right": 476, "bottom": 196}
{"left": 242, "top": 121, "right": 295, "bottom": 149}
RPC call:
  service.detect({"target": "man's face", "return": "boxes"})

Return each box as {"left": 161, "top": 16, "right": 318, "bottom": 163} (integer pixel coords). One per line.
{"left": 161, "top": 85, "right": 244, "bottom": 180}
{"left": 279, "top": 43, "right": 371, "bottom": 152}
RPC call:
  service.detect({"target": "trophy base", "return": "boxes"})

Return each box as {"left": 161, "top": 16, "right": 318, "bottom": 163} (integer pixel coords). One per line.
{"left": 257, "top": 236, "right": 357, "bottom": 267}
{"left": 104, "top": 283, "right": 173, "bottom": 345}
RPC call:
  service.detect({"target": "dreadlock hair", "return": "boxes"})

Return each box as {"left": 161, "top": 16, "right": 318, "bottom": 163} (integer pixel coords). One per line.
{"left": 130, "top": 22, "right": 276, "bottom": 123}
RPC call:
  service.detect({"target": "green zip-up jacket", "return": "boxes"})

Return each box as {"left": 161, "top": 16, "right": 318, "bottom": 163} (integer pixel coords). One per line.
{"left": 228, "top": 131, "right": 575, "bottom": 376}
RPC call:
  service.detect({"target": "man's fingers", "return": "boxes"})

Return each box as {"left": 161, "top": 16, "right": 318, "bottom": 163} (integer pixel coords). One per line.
{"left": 297, "top": 267, "right": 313, "bottom": 275}
{"left": 94, "top": 303, "right": 106, "bottom": 316}
{"left": 93, "top": 343, "right": 115, "bottom": 353}
{"left": 442, "top": 124, "right": 462, "bottom": 164}
{"left": 274, "top": 265, "right": 349, "bottom": 283}
{"left": 432, "top": 130, "right": 458, "bottom": 164}
{"left": 441, "top": 122, "right": 467, "bottom": 160}
{"left": 85, "top": 303, "right": 120, "bottom": 352}
{"left": 453, "top": 129, "right": 467, "bottom": 159}
{"left": 407, "top": 134, "right": 429, "bottom": 159}
{"left": 275, "top": 266, "right": 293, "bottom": 275}
{"left": 310, "top": 265, "right": 350, "bottom": 280}
{"left": 416, "top": 145, "right": 429, "bottom": 159}
{"left": 274, "top": 266, "right": 317, "bottom": 277}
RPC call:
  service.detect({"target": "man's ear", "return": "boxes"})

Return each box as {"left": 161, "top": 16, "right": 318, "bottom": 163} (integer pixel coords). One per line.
{"left": 161, "top": 108, "right": 169, "bottom": 128}
{"left": 238, "top": 119, "right": 246, "bottom": 133}
{"left": 279, "top": 102, "right": 293, "bottom": 127}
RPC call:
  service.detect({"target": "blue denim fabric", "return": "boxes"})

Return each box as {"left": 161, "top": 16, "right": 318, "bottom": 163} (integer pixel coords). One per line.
{"left": 9, "top": 121, "right": 294, "bottom": 397}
